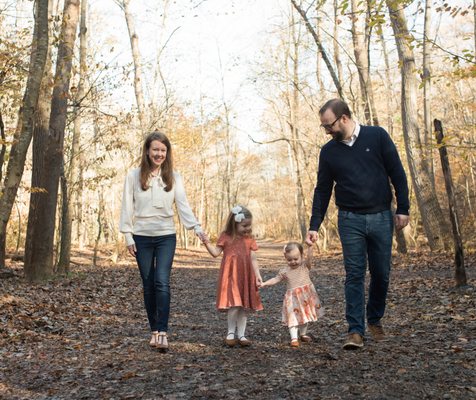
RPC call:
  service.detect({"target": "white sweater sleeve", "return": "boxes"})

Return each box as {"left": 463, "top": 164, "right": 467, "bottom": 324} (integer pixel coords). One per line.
{"left": 174, "top": 172, "right": 202, "bottom": 233}
{"left": 119, "top": 170, "right": 136, "bottom": 246}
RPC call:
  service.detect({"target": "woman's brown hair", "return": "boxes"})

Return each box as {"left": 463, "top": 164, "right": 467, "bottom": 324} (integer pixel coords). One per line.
{"left": 140, "top": 131, "right": 174, "bottom": 191}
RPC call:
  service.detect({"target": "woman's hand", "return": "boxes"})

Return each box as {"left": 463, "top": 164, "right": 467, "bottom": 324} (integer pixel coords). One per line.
{"left": 256, "top": 275, "right": 263, "bottom": 288}
{"left": 127, "top": 244, "right": 137, "bottom": 257}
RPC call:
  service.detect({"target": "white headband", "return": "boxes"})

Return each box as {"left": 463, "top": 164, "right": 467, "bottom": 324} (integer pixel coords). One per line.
{"left": 231, "top": 206, "right": 246, "bottom": 223}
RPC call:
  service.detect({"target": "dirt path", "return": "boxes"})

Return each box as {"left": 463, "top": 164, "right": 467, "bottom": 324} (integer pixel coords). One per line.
{"left": 1, "top": 242, "right": 475, "bottom": 399}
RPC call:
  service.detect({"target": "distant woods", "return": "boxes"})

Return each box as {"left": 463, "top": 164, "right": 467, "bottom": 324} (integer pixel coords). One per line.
{"left": 0, "top": 0, "right": 474, "bottom": 281}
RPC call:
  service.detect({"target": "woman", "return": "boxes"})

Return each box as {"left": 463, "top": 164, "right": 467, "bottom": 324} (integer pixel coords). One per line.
{"left": 120, "top": 131, "right": 203, "bottom": 351}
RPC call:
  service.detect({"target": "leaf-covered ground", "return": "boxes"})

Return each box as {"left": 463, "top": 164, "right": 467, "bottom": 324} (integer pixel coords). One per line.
{"left": 1, "top": 242, "right": 475, "bottom": 399}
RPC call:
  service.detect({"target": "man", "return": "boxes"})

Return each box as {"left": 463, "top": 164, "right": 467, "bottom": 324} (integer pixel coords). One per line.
{"left": 306, "top": 99, "right": 409, "bottom": 349}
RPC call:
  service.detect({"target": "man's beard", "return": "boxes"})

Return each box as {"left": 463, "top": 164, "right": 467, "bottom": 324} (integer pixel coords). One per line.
{"left": 332, "top": 130, "right": 346, "bottom": 142}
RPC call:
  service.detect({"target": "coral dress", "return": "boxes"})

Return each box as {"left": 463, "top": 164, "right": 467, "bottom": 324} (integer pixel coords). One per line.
{"left": 215, "top": 233, "right": 264, "bottom": 311}
{"left": 277, "top": 265, "right": 324, "bottom": 327}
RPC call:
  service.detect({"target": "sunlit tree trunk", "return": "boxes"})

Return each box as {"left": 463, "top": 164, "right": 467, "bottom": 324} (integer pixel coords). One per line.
{"left": 119, "top": 0, "right": 148, "bottom": 134}
{"left": 386, "top": 0, "right": 450, "bottom": 251}
{"left": 24, "top": 0, "right": 80, "bottom": 281}
{"left": 58, "top": 0, "right": 88, "bottom": 273}
{"left": 333, "top": 0, "right": 344, "bottom": 87}
{"left": 0, "top": 0, "right": 49, "bottom": 268}
{"left": 287, "top": 15, "right": 307, "bottom": 240}
{"left": 422, "top": 0, "right": 435, "bottom": 187}
{"left": 350, "top": 0, "right": 378, "bottom": 125}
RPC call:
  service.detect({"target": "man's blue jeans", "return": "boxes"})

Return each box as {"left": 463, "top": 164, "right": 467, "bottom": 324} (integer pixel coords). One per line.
{"left": 337, "top": 210, "right": 394, "bottom": 336}
{"left": 133, "top": 234, "right": 176, "bottom": 332}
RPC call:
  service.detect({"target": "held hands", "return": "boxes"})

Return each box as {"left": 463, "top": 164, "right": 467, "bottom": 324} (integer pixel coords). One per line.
{"left": 305, "top": 230, "right": 318, "bottom": 246}
{"left": 394, "top": 214, "right": 410, "bottom": 231}
{"left": 256, "top": 275, "right": 263, "bottom": 288}
{"left": 197, "top": 231, "right": 210, "bottom": 244}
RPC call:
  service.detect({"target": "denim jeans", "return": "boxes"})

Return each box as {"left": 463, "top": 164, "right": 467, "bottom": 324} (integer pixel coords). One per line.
{"left": 133, "top": 234, "right": 176, "bottom": 332}
{"left": 337, "top": 210, "right": 394, "bottom": 336}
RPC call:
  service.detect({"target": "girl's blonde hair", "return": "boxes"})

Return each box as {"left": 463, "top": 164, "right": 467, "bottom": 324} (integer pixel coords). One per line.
{"left": 223, "top": 205, "right": 252, "bottom": 237}
{"left": 139, "top": 131, "right": 174, "bottom": 191}
{"left": 283, "top": 242, "right": 304, "bottom": 256}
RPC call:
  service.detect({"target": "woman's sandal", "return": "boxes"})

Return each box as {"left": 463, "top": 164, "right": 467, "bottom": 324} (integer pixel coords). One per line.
{"left": 149, "top": 332, "right": 159, "bottom": 348}
{"left": 156, "top": 332, "right": 169, "bottom": 352}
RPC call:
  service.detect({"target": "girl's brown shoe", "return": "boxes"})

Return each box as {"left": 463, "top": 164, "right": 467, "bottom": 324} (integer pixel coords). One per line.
{"left": 300, "top": 335, "right": 312, "bottom": 343}
{"left": 290, "top": 339, "right": 300, "bottom": 347}
{"left": 238, "top": 337, "right": 252, "bottom": 347}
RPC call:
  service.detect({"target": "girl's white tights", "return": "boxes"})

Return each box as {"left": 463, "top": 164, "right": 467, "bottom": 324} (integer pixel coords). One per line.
{"left": 227, "top": 307, "right": 248, "bottom": 338}
{"left": 289, "top": 323, "right": 308, "bottom": 340}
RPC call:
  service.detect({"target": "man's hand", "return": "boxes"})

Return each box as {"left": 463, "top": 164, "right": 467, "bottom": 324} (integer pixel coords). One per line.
{"left": 305, "top": 230, "right": 318, "bottom": 245}
{"left": 394, "top": 214, "right": 409, "bottom": 231}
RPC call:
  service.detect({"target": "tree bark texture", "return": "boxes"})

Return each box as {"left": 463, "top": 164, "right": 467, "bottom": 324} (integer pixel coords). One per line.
{"left": 422, "top": 0, "right": 436, "bottom": 190}
{"left": 0, "top": 0, "right": 49, "bottom": 267}
{"left": 122, "top": 0, "right": 148, "bottom": 134}
{"left": 350, "top": 0, "right": 378, "bottom": 125}
{"left": 24, "top": 0, "right": 80, "bottom": 282}
{"left": 386, "top": 0, "right": 450, "bottom": 251}
{"left": 58, "top": 0, "right": 89, "bottom": 273}
{"left": 434, "top": 119, "right": 467, "bottom": 287}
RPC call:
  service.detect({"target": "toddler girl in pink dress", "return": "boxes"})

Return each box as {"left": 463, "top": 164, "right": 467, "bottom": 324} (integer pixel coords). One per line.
{"left": 261, "top": 242, "right": 324, "bottom": 347}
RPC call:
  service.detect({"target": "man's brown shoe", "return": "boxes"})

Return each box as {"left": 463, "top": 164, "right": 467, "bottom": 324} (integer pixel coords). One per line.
{"left": 343, "top": 333, "right": 364, "bottom": 349}
{"left": 368, "top": 324, "right": 386, "bottom": 342}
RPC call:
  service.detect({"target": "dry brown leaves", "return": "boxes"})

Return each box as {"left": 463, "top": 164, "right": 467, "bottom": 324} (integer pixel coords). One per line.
{"left": 1, "top": 243, "right": 475, "bottom": 399}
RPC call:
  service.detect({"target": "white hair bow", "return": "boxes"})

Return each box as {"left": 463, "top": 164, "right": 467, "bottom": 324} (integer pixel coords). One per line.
{"left": 231, "top": 205, "right": 245, "bottom": 222}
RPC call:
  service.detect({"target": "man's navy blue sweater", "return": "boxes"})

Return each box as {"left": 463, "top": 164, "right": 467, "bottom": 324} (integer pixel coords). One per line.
{"left": 309, "top": 125, "right": 409, "bottom": 231}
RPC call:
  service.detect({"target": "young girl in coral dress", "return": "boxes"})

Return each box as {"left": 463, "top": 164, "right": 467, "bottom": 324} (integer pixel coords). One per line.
{"left": 261, "top": 242, "right": 324, "bottom": 347}
{"left": 201, "top": 205, "right": 263, "bottom": 347}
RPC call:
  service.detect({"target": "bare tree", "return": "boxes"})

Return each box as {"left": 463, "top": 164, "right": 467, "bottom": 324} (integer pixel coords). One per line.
{"left": 0, "top": 0, "right": 49, "bottom": 268}
{"left": 116, "top": 0, "right": 149, "bottom": 134}
{"left": 385, "top": 0, "right": 450, "bottom": 251}
{"left": 290, "top": 0, "right": 345, "bottom": 100}
{"left": 58, "top": 0, "right": 89, "bottom": 273}
{"left": 422, "top": 0, "right": 435, "bottom": 186}
{"left": 24, "top": 0, "right": 80, "bottom": 281}
{"left": 350, "top": 0, "right": 378, "bottom": 125}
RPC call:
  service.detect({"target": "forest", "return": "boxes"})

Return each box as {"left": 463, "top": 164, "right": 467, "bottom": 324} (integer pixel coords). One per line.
{"left": 0, "top": 0, "right": 475, "bottom": 399}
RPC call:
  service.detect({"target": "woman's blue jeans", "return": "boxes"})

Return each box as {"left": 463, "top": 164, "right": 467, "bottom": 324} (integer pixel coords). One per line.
{"left": 338, "top": 210, "right": 394, "bottom": 336}
{"left": 133, "top": 234, "right": 176, "bottom": 332}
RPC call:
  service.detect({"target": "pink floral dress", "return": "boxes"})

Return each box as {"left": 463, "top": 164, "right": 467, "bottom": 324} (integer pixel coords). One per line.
{"left": 277, "top": 265, "right": 324, "bottom": 327}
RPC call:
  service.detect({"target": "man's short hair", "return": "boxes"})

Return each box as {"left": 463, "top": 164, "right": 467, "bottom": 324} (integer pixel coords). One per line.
{"left": 319, "top": 98, "right": 352, "bottom": 119}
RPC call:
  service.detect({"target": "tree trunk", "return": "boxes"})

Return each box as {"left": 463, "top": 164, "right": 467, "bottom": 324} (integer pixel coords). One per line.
{"left": 378, "top": 28, "right": 395, "bottom": 137}
{"left": 24, "top": 0, "right": 80, "bottom": 282}
{"left": 58, "top": 0, "right": 88, "bottom": 273}
{"left": 434, "top": 119, "right": 467, "bottom": 287}
{"left": 121, "top": 0, "right": 148, "bottom": 134}
{"left": 0, "top": 0, "right": 49, "bottom": 268}
{"left": 350, "top": 0, "right": 378, "bottom": 125}
{"left": 291, "top": 0, "right": 345, "bottom": 100}
{"left": 333, "top": 0, "right": 344, "bottom": 87}
{"left": 422, "top": 0, "right": 435, "bottom": 188}
{"left": 385, "top": 0, "right": 450, "bottom": 251}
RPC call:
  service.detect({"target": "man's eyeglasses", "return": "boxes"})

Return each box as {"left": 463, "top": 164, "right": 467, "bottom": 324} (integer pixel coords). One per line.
{"left": 320, "top": 115, "right": 342, "bottom": 131}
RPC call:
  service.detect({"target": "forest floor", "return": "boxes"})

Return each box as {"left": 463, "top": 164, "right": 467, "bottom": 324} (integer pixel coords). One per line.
{"left": 1, "top": 241, "right": 475, "bottom": 400}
